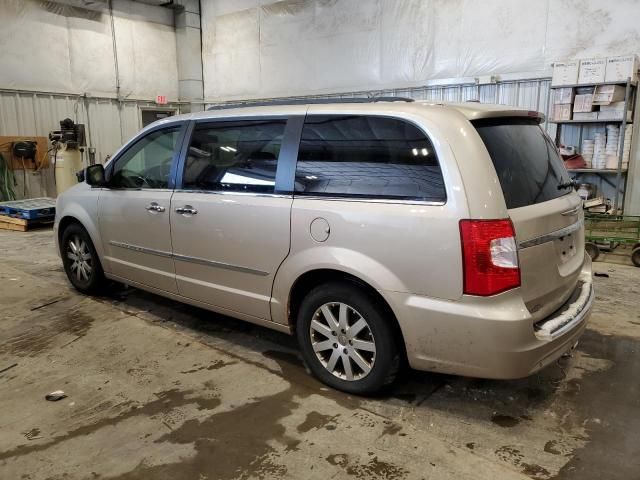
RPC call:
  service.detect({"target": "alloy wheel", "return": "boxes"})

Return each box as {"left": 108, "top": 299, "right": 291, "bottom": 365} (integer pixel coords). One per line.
{"left": 309, "top": 302, "right": 376, "bottom": 381}
{"left": 66, "top": 235, "right": 93, "bottom": 283}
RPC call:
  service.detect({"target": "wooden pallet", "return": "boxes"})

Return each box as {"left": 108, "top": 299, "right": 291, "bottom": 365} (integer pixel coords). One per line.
{"left": 0, "top": 214, "right": 53, "bottom": 232}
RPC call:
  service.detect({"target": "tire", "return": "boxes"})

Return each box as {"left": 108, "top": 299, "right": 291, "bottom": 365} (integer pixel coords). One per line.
{"left": 60, "top": 223, "right": 106, "bottom": 294}
{"left": 632, "top": 246, "right": 640, "bottom": 268}
{"left": 585, "top": 242, "right": 600, "bottom": 261}
{"left": 296, "top": 281, "right": 400, "bottom": 395}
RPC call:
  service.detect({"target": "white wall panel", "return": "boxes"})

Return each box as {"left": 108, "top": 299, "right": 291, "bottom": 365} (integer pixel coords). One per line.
{"left": 202, "top": 0, "right": 640, "bottom": 101}
{"left": 0, "top": 0, "right": 179, "bottom": 100}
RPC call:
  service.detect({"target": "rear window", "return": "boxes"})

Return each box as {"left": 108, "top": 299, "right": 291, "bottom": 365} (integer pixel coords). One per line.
{"left": 473, "top": 118, "right": 572, "bottom": 209}
{"left": 295, "top": 115, "right": 446, "bottom": 202}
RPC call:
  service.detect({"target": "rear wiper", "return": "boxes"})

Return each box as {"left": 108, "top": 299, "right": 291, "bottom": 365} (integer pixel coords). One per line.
{"left": 558, "top": 178, "right": 576, "bottom": 190}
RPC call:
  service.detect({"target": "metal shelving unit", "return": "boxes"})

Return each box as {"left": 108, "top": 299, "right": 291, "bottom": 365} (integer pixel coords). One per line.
{"left": 551, "top": 77, "right": 636, "bottom": 214}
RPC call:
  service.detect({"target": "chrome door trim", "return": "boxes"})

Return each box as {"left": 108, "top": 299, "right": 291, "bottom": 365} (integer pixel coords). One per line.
{"left": 518, "top": 219, "right": 583, "bottom": 249}
{"left": 109, "top": 240, "right": 269, "bottom": 276}
{"left": 293, "top": 194, "right": 446, "bottom": 206}
{"left": 173, "top": 189, "right": 293, "bottom": 199}
{"left": 109, "top": 241, "right": 173, "bottom": 258}
{"left": 172, "top": 253, "right": 269, "bottom": 276}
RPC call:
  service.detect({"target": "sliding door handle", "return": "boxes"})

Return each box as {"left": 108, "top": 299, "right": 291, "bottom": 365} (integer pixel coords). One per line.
{"left": 175, "top": 206, "right": 198, "bottom": 215}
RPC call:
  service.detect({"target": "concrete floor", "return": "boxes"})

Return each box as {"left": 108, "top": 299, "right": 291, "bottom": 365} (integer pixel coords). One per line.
{"left": 1, "top": 229, "right": 639, "bottom": 480}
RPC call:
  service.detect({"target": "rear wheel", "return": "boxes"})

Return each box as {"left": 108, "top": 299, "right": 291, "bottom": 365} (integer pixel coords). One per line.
{"left": 61, "top": 223, "right": 105, "bottom": 294}
{"left": 585, "top": 242, "right": 600, "bottom": 261}
{"left": 632, "top": 246, "right": 640, "bottom": 268}
{"left": 296, "top": 281, "right": 400, "bottom": 394}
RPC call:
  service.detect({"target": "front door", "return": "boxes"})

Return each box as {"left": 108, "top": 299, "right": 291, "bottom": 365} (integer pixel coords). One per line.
{"left": 98, "top": 124, "right": 184, "bottom": 293}
{"left": 170, "top": 118, "right": 293, "bottom": 319}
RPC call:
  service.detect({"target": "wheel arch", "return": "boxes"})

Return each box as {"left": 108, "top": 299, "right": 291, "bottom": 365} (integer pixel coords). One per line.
{"left": 287, "top": 268, "right": 407, "bottom": 360}
{"left": 57, "top": 212, "right": 106, "bottom": 269}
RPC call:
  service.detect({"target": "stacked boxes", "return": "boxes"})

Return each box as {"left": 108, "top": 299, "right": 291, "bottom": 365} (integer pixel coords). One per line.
{"left": 552, "top": 55, "right": 639, "bottom": 87}
{"left": 552, "top": 87, "right": 574, "bottom": 121}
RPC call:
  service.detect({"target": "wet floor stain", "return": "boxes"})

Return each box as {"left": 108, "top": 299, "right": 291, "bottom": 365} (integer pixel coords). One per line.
{"left": 381, "top": 422, "right": 402, "bottom": 436}
{"left": 0, "top": 389, "right": 221, "bottom": 462}
{"left": 179, "top": 360, "right": 237, "bottom": 374}
{"left": 555, "top": 330, "right": 640, "bottom": 479}
{"left": 296, "top": 411, "right": 337, "bottom": 433}
{"left": 491, "top": 414, "right": 520, "bottom": 428}
{"left": 1, "top": 303, "right": 94, "bottom": 357}
{"left": 111, "top": 387, "right": 299, "bottom": 479}
{"left": 326, "top": 453, "right": 408, "bottom": 479}
{"left": 495, "top": 445, "right": 524, "bottom": 464}
{"left": 522, "top": 462, "right": 551, "bottom": 479}
{"left": 544, "top": 440, "right": 561, "bottom": 455}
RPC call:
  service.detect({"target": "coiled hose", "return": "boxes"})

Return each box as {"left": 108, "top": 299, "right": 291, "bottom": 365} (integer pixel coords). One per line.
{"left": 0, "top": 152, "right": 16, "bottom": 201}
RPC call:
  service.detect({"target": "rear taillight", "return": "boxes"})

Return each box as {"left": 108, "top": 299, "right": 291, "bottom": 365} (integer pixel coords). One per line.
{"left": 459, "top": 219, "right": 520, "bottom": 296}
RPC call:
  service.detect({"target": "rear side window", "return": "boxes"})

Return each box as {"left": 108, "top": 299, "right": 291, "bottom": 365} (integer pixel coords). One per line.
{"left": 294, "top": 115, "right": 446, "bottom": 202}
{"left": 182, "top": 120, "right": 286, "bottom": 193}
{"left": 473, "top": 118, "right": 572, "bottom": 209}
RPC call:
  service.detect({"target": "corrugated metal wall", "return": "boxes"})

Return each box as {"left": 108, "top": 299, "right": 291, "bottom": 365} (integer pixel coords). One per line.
{"left": 0, "top": 78, "right": 553, "bottom": 199}
{"left": 0, "top": 89, "right": 185, "bottom": 198}
{"left": 207, "top": 78, "right": 556, "bottom": 134}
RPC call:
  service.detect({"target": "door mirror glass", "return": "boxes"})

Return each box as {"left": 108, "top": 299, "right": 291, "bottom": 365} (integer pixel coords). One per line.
{"left": 86, "top": 164, "right": 106, "bottom": 187}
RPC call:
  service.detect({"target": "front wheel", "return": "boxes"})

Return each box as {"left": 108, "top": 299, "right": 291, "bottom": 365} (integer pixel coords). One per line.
{"left": 61, "top": 223, "right": 106, "bottom": 294}
{"left": 296, "top": 281, "right": 400, "bottom": 395}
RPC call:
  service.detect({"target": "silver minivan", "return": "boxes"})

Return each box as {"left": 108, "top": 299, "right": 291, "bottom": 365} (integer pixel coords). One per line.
{"left": 55, "top": 99, "right": 594, "bottom": 394}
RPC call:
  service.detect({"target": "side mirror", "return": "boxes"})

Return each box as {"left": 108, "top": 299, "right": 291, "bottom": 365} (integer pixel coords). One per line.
{"left": 86, "top": 164, "right": 106, "bottom": 187}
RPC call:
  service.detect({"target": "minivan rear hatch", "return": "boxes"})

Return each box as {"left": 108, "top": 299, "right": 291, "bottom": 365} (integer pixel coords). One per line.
{"left": 473, "top": 117, "right": 584, "bottom": 321}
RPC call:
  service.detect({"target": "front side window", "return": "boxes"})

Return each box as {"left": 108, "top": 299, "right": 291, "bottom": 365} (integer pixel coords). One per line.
{"left": 295, "top": 115, "right": 446, "bottom": 201}
{"left": 110, "top": 126, "right": 181, "bottom": 189}
{"left": 182, "top": 120, "right": 286, "bottom": 193}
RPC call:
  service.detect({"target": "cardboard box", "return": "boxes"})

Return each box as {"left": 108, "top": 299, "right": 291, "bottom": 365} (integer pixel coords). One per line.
{"left": 553, "top": 104, "right": 572, "bottom": 121}
{"left": 593, "top": 85, "right": 626, "bottom": 104}
{"left": 600, "top": 101, "right": 627, "bottom": 113}
{"left": 573, "top": 94, "right": 594, "bottom": 112}
{"left": 605, "top": 55, "right": 639, "bottom": 83}
{"left": 552, "top": 61, "right": 579, "bottom": 86}
{"left": 573, "top": 112, "right": 599, "bottom": 121}
{"left": 553, "top": 87, "right": 574, "bottom": 104}
{"left": 597, "top": 110, "right": 632, "bottom": 121}
{"left": 578, "top": 58, "right": 607, "bottom": 84}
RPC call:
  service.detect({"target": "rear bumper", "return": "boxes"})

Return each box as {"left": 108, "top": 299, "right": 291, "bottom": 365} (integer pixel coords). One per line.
{"left": 385, "top": 254, "right": 593, "bottom": 379}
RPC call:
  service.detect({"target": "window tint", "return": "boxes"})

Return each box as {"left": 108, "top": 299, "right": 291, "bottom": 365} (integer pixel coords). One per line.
{"left": 473, "top": 118, "right": 571, "bottom": 209}
{"left": 110, "top": 127, "right": 181, "bottom": 189}
{"left": 182, "top": 120, "right": 286, "bottom": 193}
{"left": 295, "top": 115, "right": 446, "bottom": 201}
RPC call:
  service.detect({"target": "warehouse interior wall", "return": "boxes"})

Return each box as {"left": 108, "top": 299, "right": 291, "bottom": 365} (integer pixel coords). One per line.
{"left": 0, "top": 0, "right": 179, "bottom": 100}
{"left": 201, "top": 0, "right": 640, "bottom": 101}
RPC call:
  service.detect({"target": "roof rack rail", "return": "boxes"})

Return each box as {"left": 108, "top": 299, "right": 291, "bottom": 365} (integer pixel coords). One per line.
{"left": 207, "top": 96, "right": 415, "bottom": 111}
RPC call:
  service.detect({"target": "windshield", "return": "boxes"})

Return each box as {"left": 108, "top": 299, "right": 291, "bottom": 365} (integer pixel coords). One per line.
{"left": 473, "top": 118, "right": 572, "bottom": 209}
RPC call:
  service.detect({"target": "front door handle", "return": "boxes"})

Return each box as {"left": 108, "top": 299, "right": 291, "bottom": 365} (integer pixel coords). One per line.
{"left": 145, "top": 202, "right": 166, "bottom": 213}
{"left": 175, "top": 205, "right": 198, "bottom": 215}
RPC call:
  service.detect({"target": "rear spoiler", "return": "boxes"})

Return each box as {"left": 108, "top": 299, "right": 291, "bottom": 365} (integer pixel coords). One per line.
{"left": 468, "top": 110, "right": 545, "bottom": 124}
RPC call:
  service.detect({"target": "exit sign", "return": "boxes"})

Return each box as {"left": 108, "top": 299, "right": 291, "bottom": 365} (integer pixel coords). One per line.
{"left": 155, "top": 95, "right": 167, "bottom": 105}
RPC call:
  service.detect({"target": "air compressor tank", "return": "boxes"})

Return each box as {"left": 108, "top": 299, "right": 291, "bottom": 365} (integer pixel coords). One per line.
{"left": 54, "top": 143, "right": 83, "bottom": 195}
